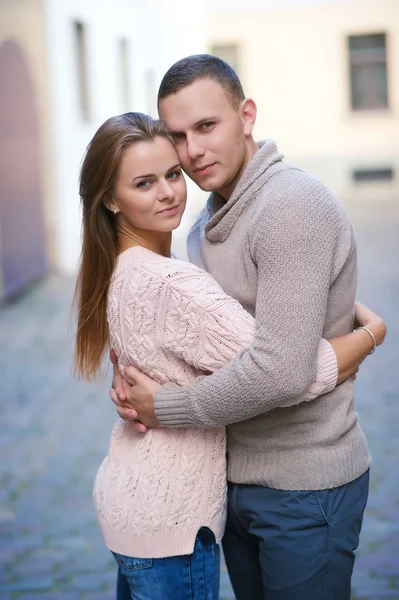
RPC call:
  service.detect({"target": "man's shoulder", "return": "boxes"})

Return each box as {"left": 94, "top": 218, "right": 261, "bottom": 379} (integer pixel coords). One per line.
{"left": 258, "top": 165, "right": 351, "bottom": 225}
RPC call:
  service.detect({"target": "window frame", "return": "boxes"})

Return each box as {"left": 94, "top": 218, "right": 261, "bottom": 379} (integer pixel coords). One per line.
{"left": 347, "top": 32, "right": 389, "bottom": 112}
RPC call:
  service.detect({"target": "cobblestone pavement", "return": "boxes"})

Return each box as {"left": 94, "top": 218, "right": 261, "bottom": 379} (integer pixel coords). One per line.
{"left": 0, "top": 200, "right": 398, "bottom": 600}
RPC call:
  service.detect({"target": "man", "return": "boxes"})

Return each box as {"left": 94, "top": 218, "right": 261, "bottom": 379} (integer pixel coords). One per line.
{"left": 111, "top": 54, "right": 375, "bottom": 599}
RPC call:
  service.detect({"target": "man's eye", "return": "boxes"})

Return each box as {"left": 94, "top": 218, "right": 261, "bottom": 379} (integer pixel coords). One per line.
{"left": 200, "top": 122, "right": 214, "bottom": 131}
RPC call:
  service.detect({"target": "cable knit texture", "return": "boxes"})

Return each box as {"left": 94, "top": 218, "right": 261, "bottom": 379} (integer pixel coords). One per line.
{"left": 93, "top": 245, "right": 338, "bottom": 558}
{"left": 154, "top": 139, "right": 371, "bottom": 491}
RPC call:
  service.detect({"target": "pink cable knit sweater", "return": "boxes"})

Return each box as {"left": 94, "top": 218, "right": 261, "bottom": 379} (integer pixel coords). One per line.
{"left": 93, "top": 246, "right": 338, "bottom": 559}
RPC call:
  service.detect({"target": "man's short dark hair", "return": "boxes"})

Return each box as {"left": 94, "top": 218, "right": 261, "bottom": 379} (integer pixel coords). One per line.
{"left": 157, "top": 54, "right": 245, "bottom": 109}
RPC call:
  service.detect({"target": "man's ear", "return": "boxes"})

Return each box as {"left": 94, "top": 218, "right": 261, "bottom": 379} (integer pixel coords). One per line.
{"left": 241, "top": 98, "right": 257, "bottom": 136}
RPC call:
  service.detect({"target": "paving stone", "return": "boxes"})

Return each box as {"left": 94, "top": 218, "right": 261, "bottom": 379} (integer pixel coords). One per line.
{"left": 84, "top": 592, "right": 115, "bottom": 600}
{"left": 67, "top": 574, "right": 105, "bottom": 592}
{"left": 0, "top": 578, "right": 54, "bottom": 592}
{"left": 11, "top": 556, "right": 58, "bottom": 578}
{"left": 14, "top": 595, "right": 80, "bottom": 600}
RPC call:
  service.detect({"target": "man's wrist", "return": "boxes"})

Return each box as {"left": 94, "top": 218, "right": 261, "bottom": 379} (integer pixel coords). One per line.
{"left": 154, "top": 382, "right": 193, "bottom": 428}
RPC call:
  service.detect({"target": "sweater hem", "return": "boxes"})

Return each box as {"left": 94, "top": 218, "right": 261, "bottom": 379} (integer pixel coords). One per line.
{"left": 226, "top": 434, "right": 371, "bottom": 491}
{"left": 100, "top": 520, "right": 224, "bottom": 559}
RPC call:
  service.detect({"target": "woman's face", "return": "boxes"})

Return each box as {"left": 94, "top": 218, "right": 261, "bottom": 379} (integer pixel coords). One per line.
{"left": 111, "top": 136, "right": 187, "bottom": 233}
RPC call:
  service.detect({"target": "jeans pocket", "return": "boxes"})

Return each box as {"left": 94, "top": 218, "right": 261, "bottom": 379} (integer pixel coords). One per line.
{"left": 312, "top": 489, "right": 335, "bottom": 526}
{"left": 112, "top": 552, "right": 153, "bottom": 571}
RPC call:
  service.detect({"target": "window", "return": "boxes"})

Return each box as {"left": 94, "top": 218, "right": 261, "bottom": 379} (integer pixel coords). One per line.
{"left": 348, "top": 33, "right": 388, "bottom": 110}
{"left": 74, "top": 21, "right": 90, "bottom": 121}
{"left": 119, "top": 38, "right": 131, "bottom": 110}
{"left": 210, "top": 44, "right": 239, "bottom": 74}
{"left": 352, "top": 167, "right": 394, "bottom": 182}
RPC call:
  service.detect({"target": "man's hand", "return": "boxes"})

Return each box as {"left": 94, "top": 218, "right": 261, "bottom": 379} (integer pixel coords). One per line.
{"left": 109, "top": 349, "right": 141, "bottom": 424}
{"left": 121, "top": 367, "right": 162, "bottom": 431}
{"left": 109, "top": 349, "right": 162, "bottom": 432}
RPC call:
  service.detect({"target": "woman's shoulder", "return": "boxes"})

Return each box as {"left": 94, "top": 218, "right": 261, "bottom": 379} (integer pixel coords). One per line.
{"left": 111, "top": 246, "right": 210, "bottom": 293}
{"left": 141, "top": 256, "right": 213, "bottom": 294}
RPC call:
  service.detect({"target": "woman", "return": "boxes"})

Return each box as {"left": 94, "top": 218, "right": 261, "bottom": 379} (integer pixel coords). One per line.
{"left": 73, "top": 112, "right": 385, "bottom": 600}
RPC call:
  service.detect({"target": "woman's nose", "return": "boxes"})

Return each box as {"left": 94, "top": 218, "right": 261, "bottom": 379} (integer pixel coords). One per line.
{"left": 158, "top": 180, "right": 175, "bottom": 201}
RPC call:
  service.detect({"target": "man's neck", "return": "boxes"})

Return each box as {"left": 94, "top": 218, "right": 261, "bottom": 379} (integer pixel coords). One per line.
{"left": 217, "top": 137, "right": 259, "bottom": 201}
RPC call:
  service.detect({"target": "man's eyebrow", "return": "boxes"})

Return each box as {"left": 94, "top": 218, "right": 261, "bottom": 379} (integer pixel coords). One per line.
{"left": 132, "top": 163, "right": 180, "bottom": 181}
{"left": 194, "top": 116, "right": 218, "bottom": 127}
{"left": 170, "top": 117, "right": 218, "bottom": 134}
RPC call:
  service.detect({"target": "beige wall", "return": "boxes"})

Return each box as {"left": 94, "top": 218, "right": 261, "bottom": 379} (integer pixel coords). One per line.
{"left": 0, "top": 0, "right": 56, "bottom": 269}
{"left": 207, "top": 0, "right": 399, "bottom": 200}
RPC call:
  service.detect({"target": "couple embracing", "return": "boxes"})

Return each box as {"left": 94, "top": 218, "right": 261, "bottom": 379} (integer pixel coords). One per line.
{"left": 74, "top": 54, "right": 386, "bottom": 600}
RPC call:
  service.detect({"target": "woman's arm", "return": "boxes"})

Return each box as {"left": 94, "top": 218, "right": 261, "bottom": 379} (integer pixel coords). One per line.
{"left": 330, "top": 301, "right": 386, "bottom": 384}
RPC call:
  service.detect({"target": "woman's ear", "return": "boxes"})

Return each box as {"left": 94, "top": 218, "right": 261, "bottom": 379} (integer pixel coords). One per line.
{"left": 104, "top": 196, "right": 119, "bottom": 215}
{"left": 241, "top": 98, "right": 257, "bottom": 136}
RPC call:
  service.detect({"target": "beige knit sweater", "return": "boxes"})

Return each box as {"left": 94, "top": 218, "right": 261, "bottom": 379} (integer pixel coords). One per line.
{"left": 154, "top": 140, "right": 371, "bottom": 491}
{"left": 93, "top": 246, "right": 338, "bottom": 558}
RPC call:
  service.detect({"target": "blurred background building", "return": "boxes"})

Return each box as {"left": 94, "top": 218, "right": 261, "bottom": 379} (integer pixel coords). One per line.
{"left": 208, "top": 0, "right": 399, "bottom": 202}
{"left": 0, "top": 0, "right": 205, "bottom": 301}
{"left": 0, "top": 0, "right": 398, "bottom": 302}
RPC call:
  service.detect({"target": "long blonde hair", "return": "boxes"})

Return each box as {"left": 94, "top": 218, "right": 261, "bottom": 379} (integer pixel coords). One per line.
{"left": 73, "top": 112, "right": 174, "bottom": 379}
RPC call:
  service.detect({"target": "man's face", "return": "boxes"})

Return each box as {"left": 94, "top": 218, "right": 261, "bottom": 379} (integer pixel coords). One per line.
{"left": 158, "top": 78, "right": 251, "bottom": 200}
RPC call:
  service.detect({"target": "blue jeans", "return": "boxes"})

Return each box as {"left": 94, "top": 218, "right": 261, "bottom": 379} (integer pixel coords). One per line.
{"left": 222, "top": 470, "right": 369, "bottom": 600}
{"left": 113, "top": 527, "right": 220, "bottom": 600}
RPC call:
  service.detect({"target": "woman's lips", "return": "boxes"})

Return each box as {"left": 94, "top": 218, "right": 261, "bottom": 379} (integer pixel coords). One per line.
{"left": 158, "top": 204, "right": 179, "bottom": 216}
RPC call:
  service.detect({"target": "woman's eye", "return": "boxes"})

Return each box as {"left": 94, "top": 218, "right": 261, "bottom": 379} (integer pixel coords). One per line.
{"left": 167, "top": 170, "right": 181, "bottom": 180}
{"left": 137, "top": 180, "right": 150, "bottom": 188}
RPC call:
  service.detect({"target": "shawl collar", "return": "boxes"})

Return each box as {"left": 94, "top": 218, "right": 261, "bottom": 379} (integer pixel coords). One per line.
{"left": 205, "top": 139, "right": 284, "bottom": 242}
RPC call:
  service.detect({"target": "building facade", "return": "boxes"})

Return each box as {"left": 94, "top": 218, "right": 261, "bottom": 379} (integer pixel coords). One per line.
{"left": 207, "top": 0, "right": 399, "bottom": 202}
{"left": 0, "top": 0, "right": 205, "bottom": 299}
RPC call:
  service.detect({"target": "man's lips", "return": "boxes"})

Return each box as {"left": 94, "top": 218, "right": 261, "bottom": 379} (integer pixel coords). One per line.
{"left": 193, "top": 163, "right": 215, "bottom": 175}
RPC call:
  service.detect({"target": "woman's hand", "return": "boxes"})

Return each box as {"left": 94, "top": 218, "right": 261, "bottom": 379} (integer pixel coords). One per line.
{"left": 329, "top": 301, "right": 387, "bottom": 385}
{"left": 354, "top": 301, "right": 387, "bottom": 347}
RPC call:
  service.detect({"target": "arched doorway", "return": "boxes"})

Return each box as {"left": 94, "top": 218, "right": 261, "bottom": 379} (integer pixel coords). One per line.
{"left": 0, "top": 39, "right": 47, "bottom": 300}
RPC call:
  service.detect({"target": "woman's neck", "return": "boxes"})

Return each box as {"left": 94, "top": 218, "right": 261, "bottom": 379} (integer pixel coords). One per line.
{"left": 117, "top": 226, "right": 172, "bottom": 258}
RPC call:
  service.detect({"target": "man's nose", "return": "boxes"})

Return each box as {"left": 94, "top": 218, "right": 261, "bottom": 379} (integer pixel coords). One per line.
{"left": 186, "top": 135, "right": 205, "bottom": 160}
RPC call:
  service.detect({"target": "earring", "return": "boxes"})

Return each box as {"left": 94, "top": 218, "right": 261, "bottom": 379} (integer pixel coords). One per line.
{"left": 113, "top": 209, "right": 117, "bottom": 215}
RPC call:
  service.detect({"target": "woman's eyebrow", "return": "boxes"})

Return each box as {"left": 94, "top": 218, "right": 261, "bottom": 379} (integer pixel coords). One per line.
{"left": 132, "top": 163, "right": 180, "bottom": 181}
{"left": 133, "top": 173, "right": 155, "bottom": 181}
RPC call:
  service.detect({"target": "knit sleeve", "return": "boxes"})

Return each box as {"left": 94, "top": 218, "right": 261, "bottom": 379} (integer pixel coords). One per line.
{"left": 153, "top": 265, "right": 256, "bottom": 372}
{"left": 154, "top": 177, "right": 343, "bottom": 427}
{"left": 152, "top": 263, "right": 337, "bottom": 388}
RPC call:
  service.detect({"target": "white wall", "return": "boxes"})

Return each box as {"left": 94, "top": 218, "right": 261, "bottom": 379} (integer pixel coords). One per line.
{"left": 206, "top": 0, "right": 399, "bottom": 202}
{"left": 45, "top": 0, "right": 206, "bottom": 273}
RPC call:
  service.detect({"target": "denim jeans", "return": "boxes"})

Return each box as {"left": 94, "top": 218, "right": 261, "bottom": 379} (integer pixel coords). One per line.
{"left": 113, "top": 527, "right": 220, "bottom": 600}
{"left": 222, "top": 470, "right": 370, "bottom": 600}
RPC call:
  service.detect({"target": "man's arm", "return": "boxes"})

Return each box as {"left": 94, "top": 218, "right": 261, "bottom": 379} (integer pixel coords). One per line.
{"left": 154, "top": 183, "right": 340, "bottom": 427}
{"left": 111, "top": 300, "right": 386, "bottom": 427}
